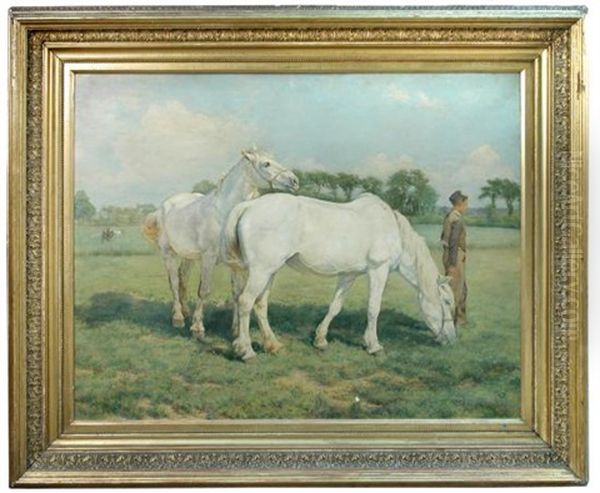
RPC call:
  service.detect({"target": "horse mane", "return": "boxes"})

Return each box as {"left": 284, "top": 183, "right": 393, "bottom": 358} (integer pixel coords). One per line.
{"left": 393, "top": 211, "right": 439, "bottom": 294}
{"left": 213, "top": 160, "right": 242, "bottom": 194}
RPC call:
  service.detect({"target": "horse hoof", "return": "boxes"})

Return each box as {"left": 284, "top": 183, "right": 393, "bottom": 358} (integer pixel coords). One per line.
{"left": 232, "top": 338, "right": 244, "bottom": 353}
{"left": 191, "top": 330, "right": 207, "bottom": 342}
{"left": 241, "top": 349, "right": 257, "bottom": 362}
{"left": 264, "top": 339, "right": 283, "bottom": 354}
{"left": 190, "top": 324, "right": 206, "bottom": 341}
{"left": 366, "top": 344, "right": 384, "bottom": 355}
{"left": 313, "top": 339, "right": 328, "bottom": 351}
{"left": 172, "top": 317, "right": 185, "bottom": 329}
{"left": 232, "top": 338, "right": 255, "bottom": 361}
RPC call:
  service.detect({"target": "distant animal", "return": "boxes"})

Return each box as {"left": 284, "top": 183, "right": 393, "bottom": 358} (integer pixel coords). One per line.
{"left": 143, "top": 149, "right": 299, "bottom": 340}
{"left": 101, "top": 227, "right": 122, "bottom": 242}
{"left": 222, "top": 193, "right": 457, "bottom": 361}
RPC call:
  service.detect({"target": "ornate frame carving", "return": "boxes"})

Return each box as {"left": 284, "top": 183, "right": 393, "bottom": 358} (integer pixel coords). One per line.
{"left": 8, "top": 6, "right": 587, "bottom": 486}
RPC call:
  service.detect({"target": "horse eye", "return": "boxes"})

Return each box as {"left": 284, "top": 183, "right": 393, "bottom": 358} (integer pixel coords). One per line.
{"left": 264, "top": 162, "right": 271, "bottom": 167}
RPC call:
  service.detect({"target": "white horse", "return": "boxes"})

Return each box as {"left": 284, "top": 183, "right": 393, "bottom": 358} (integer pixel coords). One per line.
{"left": 222, "top": 193, "right": 457, "bottom": 361}
{"left": 143, "top": 149, "right": 299, "bottom": 339}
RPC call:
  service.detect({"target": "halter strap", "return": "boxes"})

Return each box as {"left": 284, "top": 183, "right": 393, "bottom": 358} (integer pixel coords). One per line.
{"left": 245, "top": 155, "right": 285, "bottom": 190}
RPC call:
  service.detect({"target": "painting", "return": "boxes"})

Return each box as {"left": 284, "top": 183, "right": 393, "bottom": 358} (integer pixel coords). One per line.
{"left": 74, "top": 72, "right": 521, "bottom": 421}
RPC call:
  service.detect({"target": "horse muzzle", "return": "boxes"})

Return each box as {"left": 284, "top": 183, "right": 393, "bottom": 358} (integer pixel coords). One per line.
{"left": 282, "top": 174, "right": 300, "bottom": 193}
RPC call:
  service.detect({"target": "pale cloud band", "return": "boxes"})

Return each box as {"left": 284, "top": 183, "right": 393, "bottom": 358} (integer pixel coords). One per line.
{"left": 75, "top": 73, "right": 520, "bottom": 207}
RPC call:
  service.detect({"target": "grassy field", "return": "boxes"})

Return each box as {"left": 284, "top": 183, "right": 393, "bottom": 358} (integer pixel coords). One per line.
{"left": 74, "top": 224, "right": 521, "bottom": 420}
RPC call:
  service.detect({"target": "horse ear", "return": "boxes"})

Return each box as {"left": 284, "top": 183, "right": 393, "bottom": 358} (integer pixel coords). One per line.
{"left": 241, "top": 149, "right": 254, "bottom": 162}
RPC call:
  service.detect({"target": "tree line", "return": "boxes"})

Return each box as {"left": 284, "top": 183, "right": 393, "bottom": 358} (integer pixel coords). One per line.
{"left": 74, "top": 191, "right": 156, "bottom": 225}
{"left": 75, "top": 170, "right": 520, "bottom": 226}
{"left": 192, "top": 169, "right": 440, "bottom": 217}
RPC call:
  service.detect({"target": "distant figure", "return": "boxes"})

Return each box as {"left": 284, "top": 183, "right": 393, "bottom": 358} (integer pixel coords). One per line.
{"left": 101, "top": 227, "right": 121, "bottom": 242}
{"left": 441, "top": 190, "right": 468, "bottom": 327}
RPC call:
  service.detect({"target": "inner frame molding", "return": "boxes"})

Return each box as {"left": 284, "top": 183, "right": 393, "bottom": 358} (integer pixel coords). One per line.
{"left": 8, "top": 6, "right": 587, "bottom": 486}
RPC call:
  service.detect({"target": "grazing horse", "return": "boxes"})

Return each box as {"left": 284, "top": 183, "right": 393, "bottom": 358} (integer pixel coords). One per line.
{"left": 101, "top": 227, "right": 115, "bottom": 242}
{"left": 143, "top": 149, "right": 299, "bottom": 339}
{"left": 102, "top": 227, "right": 122, "bottom": 242}
{"left": 222, "top": 193, "right": 457, "bottom": 361}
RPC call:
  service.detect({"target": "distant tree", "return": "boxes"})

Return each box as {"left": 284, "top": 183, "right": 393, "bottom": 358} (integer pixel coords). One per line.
{"left": 293, "top": 169, "right": 319, "bottom": 198}
{"left": 499, "top": 178, "right": 520, "bottom": 216}
{"left": 192, "top": 179, "right": 217, "bottom": 194}
{"left": 336, "top": 172, "right": 361, "bottom": 201}
{"left": 305, "top": 170, "right": 332, "bottom": 197}
{"left": 419, "top": 184, "right": 439, "bottom": 214}
{"left": 135, "top": 203, "right": 157, "bottom": 215}
{"left": 323, "top": 172, "right": 341, "bottom": 200}
{"left": 292, "top": 169, "right": 306, "bottom": 187}
{"left": 385, "top": 169, "right": 438, "bottom": 216}
{"left": 360, "top": 176, "right": 384, "bottom": 196}
{"left": 478, "top": 178, "right": 504, "bottom": 210}
{"left": 74, "top": 190, "right": 95, "bottom": 222}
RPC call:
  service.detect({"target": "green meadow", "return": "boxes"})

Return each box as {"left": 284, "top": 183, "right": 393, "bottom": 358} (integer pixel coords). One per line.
{"left": 74, "top": 224, "right": 521, "bottom": 420}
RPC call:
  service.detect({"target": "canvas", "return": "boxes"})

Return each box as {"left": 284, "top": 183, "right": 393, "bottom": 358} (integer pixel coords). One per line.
{"left": 73, "top": 72, "right": 522, "bottom": 420}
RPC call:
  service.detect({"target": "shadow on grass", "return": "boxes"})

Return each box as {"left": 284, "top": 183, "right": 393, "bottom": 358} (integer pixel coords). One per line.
{"left": 76, "top": 291, "right": 435, "bottom": 352}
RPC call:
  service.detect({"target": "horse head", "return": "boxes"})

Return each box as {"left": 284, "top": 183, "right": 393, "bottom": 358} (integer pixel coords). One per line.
{"left": 241, "top": 148, "right": 299, "bottom": 193}
{"left": 432, "top": 275, "right": 457, "bottom": 345}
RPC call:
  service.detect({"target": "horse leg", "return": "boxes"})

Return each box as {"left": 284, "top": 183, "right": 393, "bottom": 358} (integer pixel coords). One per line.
{"left": 190, "top": 254, "right": 216, "bottom": 340}
{"left": 314, "top": 274, "right": 356, "bottom": 350}
{"left": 230, "top": 268, "right": 248, "bottom": 339}
{"left": 253, "top": 278, "right": 282, "bottom": 354}
{"left": 363, "top": 264, "right": 388, "bottom": 354}
{"left": 178, "top": 259, "right": 194, "bottom": 319}
{"left": 164, "top": 252, "right": 185, "bottom": 328}
{"left": 233, "top": 269, "right": 272, "bottom": 361}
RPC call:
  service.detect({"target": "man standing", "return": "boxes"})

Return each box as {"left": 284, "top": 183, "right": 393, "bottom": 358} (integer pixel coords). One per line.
{"left": 441, "top": 191, "right": 468, "bottom": 327}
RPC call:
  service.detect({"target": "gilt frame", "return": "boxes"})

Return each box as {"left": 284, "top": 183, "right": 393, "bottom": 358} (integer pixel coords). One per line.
{"left": 8, "top": 5, "right": 587, "bottom": 486}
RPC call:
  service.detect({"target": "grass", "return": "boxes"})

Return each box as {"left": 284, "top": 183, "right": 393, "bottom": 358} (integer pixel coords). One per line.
{"left": 75, "top": 223, "right": 519, "bottom": 256}
{"left": 74, "top": 225, "right": 521, "bottom": 420}
{"left": 411, "top": 211, "right": 521, "bottom": 229}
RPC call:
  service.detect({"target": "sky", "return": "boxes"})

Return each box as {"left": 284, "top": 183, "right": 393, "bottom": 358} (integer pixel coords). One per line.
{"left": 75, "top": 73, "right": 521, "bottom": 208}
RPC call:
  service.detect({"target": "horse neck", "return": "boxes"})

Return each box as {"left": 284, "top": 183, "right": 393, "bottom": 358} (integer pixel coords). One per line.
{"left": 212, "top": 159, "right": 260, "bottom": 219}
{"left": 395, "top": 224, "right": 440, "bottom": 309}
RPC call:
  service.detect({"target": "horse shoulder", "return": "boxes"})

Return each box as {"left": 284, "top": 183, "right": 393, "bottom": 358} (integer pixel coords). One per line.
{"left": 365, "top": 205, "right": 399, "bottom": 267}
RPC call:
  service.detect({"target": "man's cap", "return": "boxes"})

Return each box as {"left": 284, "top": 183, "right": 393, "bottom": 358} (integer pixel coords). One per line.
{"left": 449, "top": 190, "right": 468, "bottom": 205}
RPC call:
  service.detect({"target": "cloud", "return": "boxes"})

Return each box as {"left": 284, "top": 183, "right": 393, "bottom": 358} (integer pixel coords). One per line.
{"left": 293, "top": 156, "right": 329, "bottom": 172}
{"left": 462, "top": 144, "right": 517, "bottom": 182}
{"left": 415, "top": 91, "right": 444, "bottom": 110}
{"left": 361, "top": 153, "right": 416, "bottom": 179}
{"left": 356, "top": 145, "right": 517, "bottom": 206}
{"left": 76, "top": 100, "right": 261, "bottom": 206}
{"left": 433, "top": 144, "right": 518, "bottom": 206}
{"left": 115, "top": 101, "right": 258, "bottom": 182}
{"left": 385, "top": 85, "right": 445, "bottom": 111}
{"left": 386, "top": 84, "right": 411, "bottom": 103}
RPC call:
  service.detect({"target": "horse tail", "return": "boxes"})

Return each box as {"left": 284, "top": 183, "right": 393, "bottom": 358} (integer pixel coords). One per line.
{"left": 142, "top": 211, "right": 161, "bottom": 245}
{"left": 221, "top": 201, "right": 252, "bottom": 268}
